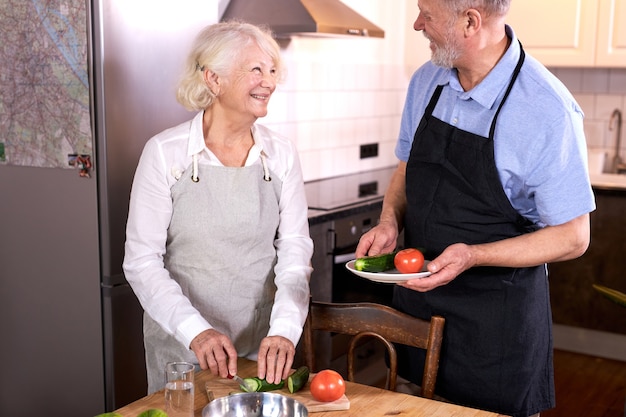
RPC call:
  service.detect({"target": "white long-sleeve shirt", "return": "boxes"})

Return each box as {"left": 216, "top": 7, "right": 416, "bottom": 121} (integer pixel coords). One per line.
{"left": 123, "top": 111, "right": 313, "bottom": 350}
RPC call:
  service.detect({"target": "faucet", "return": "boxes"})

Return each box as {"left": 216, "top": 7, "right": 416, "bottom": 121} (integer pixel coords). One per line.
{"left": 610, "top": 108, "right": 625, "bottom": 174}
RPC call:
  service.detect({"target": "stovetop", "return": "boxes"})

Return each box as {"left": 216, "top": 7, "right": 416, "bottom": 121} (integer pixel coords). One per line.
{"left": 304, "top": 167, "right": 396, "bottom": 211}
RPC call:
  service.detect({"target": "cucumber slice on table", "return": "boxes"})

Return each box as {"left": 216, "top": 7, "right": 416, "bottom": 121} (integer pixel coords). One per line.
{"left": 287, "top": 366, "right": 310, "bottom": 393}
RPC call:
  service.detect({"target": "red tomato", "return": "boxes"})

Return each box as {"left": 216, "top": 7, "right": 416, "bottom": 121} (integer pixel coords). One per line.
{"left": 394, "top": 248, "right": 425, "bottom": 274}
{"left": 309, "top": 370, "right": 345, "bottom": 402}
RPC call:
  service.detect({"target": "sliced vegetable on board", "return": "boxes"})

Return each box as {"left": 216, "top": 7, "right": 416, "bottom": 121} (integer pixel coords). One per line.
{"left": 239, "top": 377, "right": 285, "bottom": 392}
{"left": 287, "top": 366, "right": 310, "bottom": 393}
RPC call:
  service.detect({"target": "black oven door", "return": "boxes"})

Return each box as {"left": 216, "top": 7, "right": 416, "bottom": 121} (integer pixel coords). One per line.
{"left": 332, "top": 248, "right": 394, "bottom": 305}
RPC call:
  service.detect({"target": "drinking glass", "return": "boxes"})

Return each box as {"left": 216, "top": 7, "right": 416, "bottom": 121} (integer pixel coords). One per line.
{"left": 164, "top": 361, "right": 195, "bottom": 417}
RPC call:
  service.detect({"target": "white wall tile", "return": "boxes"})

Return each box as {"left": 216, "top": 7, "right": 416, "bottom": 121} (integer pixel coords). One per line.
{"left": 550, "top": 68, "right": 583, "bottom": 93}
{"left": 584, "top": 120, "right": 606, "bottom": 148}
{"left": 595, "top": 95, "right": 623, "bottom": 120}
{"left": 608, "top": 69, "right": 626, "bottom": 94}
{"left": 581, "top": 68, "right": 610, "bottom": 94}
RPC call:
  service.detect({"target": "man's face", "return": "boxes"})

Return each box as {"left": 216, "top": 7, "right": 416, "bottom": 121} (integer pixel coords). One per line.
{"left": 415, "top": 0, "right": 463, "bottom": 68}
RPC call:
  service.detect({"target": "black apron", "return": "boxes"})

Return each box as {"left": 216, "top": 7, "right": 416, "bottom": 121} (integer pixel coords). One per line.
{"left": 394, "top": 43, "right": 555, "bottom": 417}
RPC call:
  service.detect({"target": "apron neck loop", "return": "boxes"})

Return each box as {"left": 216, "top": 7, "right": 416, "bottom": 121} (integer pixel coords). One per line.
{"left": 191, "top": 153, "right": 200, "bottom": 182}
{"left": 191, "top": 152, "right": 271, "bottom": 182}
{"left": 260, "top": 152, "right": 271, "bottom": 182}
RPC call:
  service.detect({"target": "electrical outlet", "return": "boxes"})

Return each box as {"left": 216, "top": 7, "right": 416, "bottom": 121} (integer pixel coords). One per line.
{"left": 360, "top": 143, "right": 379, "bottom": 159}
{"left": 358, "top": 181, "right": 378, "bottom": 197}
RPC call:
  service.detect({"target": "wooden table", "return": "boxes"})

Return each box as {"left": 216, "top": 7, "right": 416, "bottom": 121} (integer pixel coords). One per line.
{"left": 115, "top": 358, "right": 504, "bottom": 417}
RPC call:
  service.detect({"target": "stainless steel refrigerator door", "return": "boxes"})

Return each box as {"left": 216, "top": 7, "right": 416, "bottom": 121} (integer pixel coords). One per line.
{"left": 90, "top": 0, "right": 218, "bottom": 409}
{"left": 101, "top": 281, "right": 147, "bottom": 409}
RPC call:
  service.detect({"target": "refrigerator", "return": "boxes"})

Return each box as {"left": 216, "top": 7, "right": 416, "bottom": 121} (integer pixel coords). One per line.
{"left": 90, "top": 0, "right": 218, "bottom": 410}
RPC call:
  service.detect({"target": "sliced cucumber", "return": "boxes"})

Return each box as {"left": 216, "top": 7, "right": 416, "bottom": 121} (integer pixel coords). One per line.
{"left": 287, "top": 366, "right": 310, "bottom": 393}
{"left": 354, "top": 252, "right": 396, "bottom": 272}
{"left": 240, "top": 377, "right": 285, "bottom": 392}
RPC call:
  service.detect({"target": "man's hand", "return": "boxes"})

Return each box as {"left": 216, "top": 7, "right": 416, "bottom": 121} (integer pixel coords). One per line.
{"left": 256, "top": 336, "right": 295, "bottom": 384}
{"left": 400, "top": 243, "right": 475, "bottom": 292}
{"left": 355, "top": 221, "right": 399, "bottom": 258}
{"left": 190, "top": 329, "right": 238, "bottom": 378}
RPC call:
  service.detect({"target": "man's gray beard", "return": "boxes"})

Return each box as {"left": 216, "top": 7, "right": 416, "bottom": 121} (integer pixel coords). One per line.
{"left": 431, "top": 46, "right": 459, "bottom": 68}
{"left": 425, "top": 32, "right": 460, "bottom": 69}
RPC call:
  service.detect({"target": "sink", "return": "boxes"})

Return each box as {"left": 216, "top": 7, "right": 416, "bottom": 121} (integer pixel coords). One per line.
{"left": 589, "top": 173, "right": 626, "bottom": 189}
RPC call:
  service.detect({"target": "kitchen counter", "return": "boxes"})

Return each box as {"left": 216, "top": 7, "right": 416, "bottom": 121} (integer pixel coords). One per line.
{"left": 548, "top": 183, "right": 626, "bottom": 361}
{"left": 589, "top": 173, "right": 626, "bottom": 190}
{"left": 305, "top": 167, "right": 395, "bottom": 225}
{"left": 308, "top": 200, "right": 383, "bottom": 225}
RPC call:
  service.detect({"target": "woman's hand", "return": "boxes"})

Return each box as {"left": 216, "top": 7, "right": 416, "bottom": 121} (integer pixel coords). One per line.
{"left": 256, "top": 336, "right": 295, "bottom": 384}
{"left": 190, "top": 329, "right": 238, "bottom": 378}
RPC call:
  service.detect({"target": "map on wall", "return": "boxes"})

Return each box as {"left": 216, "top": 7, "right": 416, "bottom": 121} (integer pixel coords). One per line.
{"left": 0, "top": 0, "right": 91, "bottom": 168}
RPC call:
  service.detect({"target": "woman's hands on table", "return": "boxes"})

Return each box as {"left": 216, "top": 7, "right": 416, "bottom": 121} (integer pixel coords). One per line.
{"left": 190, "top": 331, "right": 294, "bottom": 385}
{"left": 257, "top": 336, "right": 295, "bottom": 384}
{"left": 190, "top": 329, "right": 238, "bottom": 378}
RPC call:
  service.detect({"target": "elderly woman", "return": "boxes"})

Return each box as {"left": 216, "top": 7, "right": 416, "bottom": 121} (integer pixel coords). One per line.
{"left": 123, "top": 21, "right": 313, "bottom": 393}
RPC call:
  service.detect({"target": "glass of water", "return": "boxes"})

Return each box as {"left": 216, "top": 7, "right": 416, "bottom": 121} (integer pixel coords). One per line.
{"left": 165, "top": 361, "right": 195, "bottom": 417}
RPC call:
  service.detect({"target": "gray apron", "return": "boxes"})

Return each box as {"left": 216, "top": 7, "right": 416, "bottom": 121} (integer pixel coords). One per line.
{"left": 144, "top": 159, "right": 281, "bottom": 393}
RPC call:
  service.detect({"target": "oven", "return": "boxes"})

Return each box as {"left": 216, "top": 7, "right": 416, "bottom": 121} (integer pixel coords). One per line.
{"left": 330, "top": 211, "right": 395, "bottom": 305}
{"left": 302, "top": 168, "right": 401, "bottom": 384}
{"left": 307, "top": 208, "right": 403, "bottom": 385}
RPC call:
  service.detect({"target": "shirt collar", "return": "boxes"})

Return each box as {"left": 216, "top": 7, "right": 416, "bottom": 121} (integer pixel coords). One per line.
{"left": 187, "top": 111, "right": 206, "bottom": 157}
{"left": 448, "top": 25, "right": 521, "bottom": 110}
{"left": 186, "top": 111, "right": 268, "bottom": 161}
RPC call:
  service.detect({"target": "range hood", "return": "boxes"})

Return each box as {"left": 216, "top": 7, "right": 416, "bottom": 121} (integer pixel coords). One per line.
{"left": 221, "top": 0, "right": 385, "bottom": 38}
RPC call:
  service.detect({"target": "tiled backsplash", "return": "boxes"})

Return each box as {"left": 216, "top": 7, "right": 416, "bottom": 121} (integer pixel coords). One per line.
{"left": 552, "top": 68, "right": 626, "bottom": 173}
{"left": 258, "top": 1, "right": 626, "bottom": 182}
{"left": 260, "top": 1, "right": 413, "bottom": 182}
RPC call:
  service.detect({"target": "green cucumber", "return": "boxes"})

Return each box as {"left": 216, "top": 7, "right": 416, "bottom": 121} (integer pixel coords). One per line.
{"left": 287, "top": 366, "right": 310, "bottom": 393}
{"left": 240, "top": 377, "right": 285, "bottom": 392}
{"left": 354, "top": 252, "right": 397, "bottom": 272}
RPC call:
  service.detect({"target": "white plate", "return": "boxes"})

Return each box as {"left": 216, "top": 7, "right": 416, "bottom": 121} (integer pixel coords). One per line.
{"left": 345, "top": 260, "right": 432, "bottom": 283}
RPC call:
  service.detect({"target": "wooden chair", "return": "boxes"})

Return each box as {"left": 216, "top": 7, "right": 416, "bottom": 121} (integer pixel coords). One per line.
{"left": 302, "top": 300, "right": 445, "bottom": 399}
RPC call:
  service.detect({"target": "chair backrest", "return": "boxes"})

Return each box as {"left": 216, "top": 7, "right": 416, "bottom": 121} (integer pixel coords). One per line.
{"left": 302, "top": 300, "right": 445, "bottom": 399}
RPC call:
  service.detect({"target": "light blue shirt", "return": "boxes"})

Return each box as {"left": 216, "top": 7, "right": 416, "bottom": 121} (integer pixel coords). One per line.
{"left": 396, "top": 26, "right": 595, "bottom": 227}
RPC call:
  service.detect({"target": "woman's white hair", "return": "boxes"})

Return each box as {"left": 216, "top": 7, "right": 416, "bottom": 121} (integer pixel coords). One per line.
{"left": 176, "top": 20, "right": 285, "bottom": 111}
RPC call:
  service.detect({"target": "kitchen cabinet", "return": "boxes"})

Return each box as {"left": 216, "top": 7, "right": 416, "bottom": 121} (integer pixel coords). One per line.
{"left": 548, "top": 187, "right": 626, "bottom": 335}
{"left": 506, "top": 0, "right": 626, "bottom": 67}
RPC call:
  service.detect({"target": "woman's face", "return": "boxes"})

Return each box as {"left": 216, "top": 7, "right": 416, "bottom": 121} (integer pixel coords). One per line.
{"left": 218, "top": 43, "right": 278, "bottom": 121}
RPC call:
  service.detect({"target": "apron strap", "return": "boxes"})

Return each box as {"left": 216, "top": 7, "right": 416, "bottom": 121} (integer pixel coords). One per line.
{"left": 488, "top": 40, "right": 526, "bottom": 140}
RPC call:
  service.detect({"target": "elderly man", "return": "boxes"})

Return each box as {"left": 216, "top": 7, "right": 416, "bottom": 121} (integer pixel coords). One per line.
{"left": 356, "top": 1, "right": 594, "bottom": 416}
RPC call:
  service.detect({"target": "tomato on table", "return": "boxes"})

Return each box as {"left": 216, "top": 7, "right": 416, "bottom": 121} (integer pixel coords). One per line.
{"left": 309, "top": 369, "right": 346, "bottom": 402}
{"left": 394, "top": 248, "right": 425, "bottom": 274}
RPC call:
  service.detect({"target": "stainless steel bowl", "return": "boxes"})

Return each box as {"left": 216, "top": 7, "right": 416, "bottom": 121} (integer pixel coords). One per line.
{"left": 202, "top": 392, "right": 308, "bottom": 417}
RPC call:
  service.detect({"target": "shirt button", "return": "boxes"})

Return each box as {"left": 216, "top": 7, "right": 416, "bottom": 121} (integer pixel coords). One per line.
{"left": 453, "top": 117, "right": 458, "bottom": 125}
